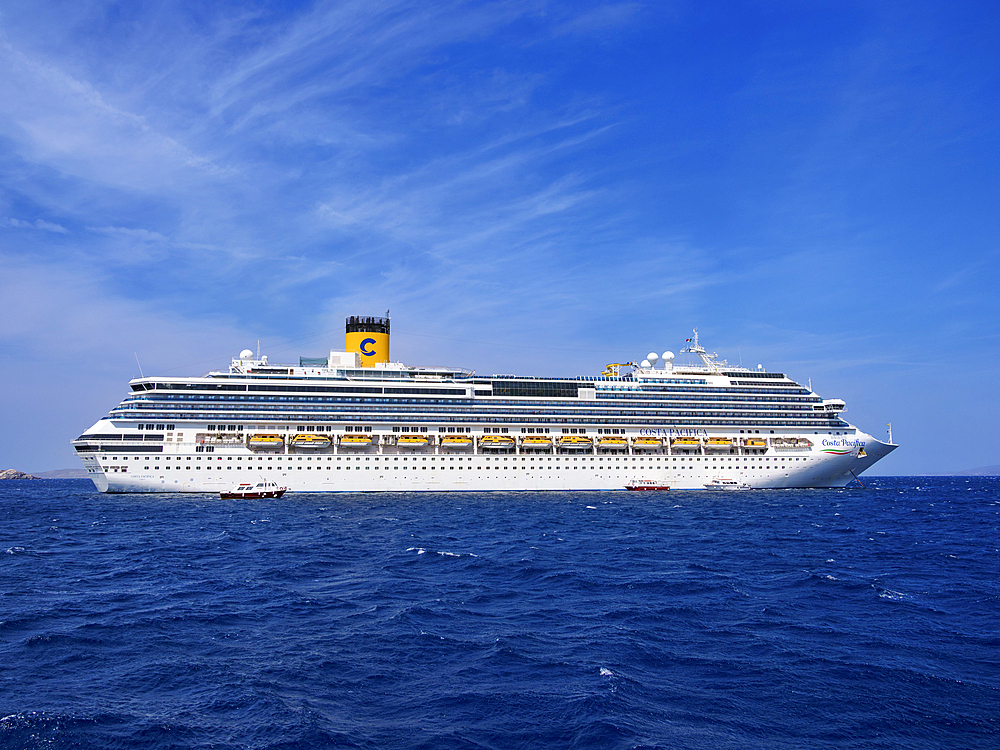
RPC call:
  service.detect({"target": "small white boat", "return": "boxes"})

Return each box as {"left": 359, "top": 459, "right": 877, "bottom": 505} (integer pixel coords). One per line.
{"left": 220, "top": 480, "right": 288, "bottom": 499}
{"left": 704, "top": 478, "right": 751, "bottom": 490}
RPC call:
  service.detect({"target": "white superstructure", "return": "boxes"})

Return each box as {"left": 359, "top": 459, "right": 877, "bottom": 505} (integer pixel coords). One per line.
{"left": 74, "top": 325, "right": 896, "bottom": 493}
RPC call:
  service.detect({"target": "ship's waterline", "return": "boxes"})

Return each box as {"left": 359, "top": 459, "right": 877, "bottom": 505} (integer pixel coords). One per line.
{"left": 74, "top": 321, "right": 896, "bottom": 493}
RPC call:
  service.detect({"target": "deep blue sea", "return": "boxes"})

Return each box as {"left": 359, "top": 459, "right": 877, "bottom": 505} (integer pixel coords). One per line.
{"left": 1, "top": 477, "right": 997, "bottom": 750}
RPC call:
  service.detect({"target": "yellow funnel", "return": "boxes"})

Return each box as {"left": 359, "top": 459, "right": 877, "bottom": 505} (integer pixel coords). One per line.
{"left": 346, "top": 315, "right": 390, "bottom": 367}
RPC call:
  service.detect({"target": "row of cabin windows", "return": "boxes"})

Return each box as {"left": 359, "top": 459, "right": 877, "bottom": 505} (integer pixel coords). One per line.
{"left": 137, "top": 424, "right": 778, "bottom": 436}
{"left": 295, "top": 425, "right": 472, "bottom": 433}
{"left": 104, "top": 454, "right": 814, "bottom": 463}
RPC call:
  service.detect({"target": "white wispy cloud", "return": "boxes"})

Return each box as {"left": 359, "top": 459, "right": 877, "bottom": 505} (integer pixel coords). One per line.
{"left": 8, "top": 217, "right": 69, "bottom": 233}
{"left": 86, "top": 226, "right": 170, "bottom": 242}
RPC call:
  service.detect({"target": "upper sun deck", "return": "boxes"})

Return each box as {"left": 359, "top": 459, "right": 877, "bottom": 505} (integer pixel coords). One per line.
{"left": 127, "top": 329, "right": 807, "bottom": 395}
{"left": 208, "top": 349, "right": 475, "bottom": 383}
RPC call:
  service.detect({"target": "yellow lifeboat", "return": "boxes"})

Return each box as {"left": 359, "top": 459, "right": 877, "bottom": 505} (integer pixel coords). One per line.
{"left": 597, "top": 437, "right": 628, "bottom": 451}
{"left": 704, "top": 437, "right": 733, "bottom": 451}
{"left": 671, "top": 438, "right": 701, "bottom": 448}
{"left": 558, "top": 435, "right": 593, "bottom": 450}
{"left": 479, "top": 435, "right": 515, "bottom": 451}
{"left": 440, "top": 435, "right": 474, "bottom": 449}
{"left": 632, "top": 437, "right": 662, "bottom": 450}
{"left": 521, "top": 436, "right": 553, "bottom": 451}
{"left": 339, "top": 434, "right": 372, "bottom": 449}
{"left": 397, "top": 434, "right": 429, "bottom": 449}
{"left": 248, "top": 433, "right": 284, "bottom": 451}
{"left": 743, "top": 438, "right": 767, "bottom": 448}
{"left": 290, "top": 433, "right": 332, "bottom": 450}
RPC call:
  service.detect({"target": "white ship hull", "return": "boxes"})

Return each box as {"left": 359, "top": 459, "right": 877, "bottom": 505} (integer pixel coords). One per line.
{"left": 78, "top": 431, "right": 894, "bottom": 493}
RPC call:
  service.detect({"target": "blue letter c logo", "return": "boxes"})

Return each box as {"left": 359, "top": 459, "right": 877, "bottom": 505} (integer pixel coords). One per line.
{"left": 360, "top": 338, "right": 377, "bottom": 356}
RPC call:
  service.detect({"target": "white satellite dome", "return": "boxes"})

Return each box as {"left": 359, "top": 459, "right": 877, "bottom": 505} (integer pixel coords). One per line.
{"left": 640, "top": 359, "right": 651, "bottom": 368}
{"left": 646, "top": 352, "right": 659, "bottom": 364}
{"left": 240, "top": 349, "right": 254, "bottom": 359}
{"left": 662, "top": 351, "right": 675, "bottom": 362}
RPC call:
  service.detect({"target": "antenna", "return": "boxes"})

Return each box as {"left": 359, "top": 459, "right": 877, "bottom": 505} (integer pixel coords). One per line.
{"left": 134, "top": 352, "right": 144, "bottom": 378}
{"left": 887, "top": 422, "right": 893, "bottom": 444}
{"left": 256, "top": 339, "right": 260, "bottom": 360}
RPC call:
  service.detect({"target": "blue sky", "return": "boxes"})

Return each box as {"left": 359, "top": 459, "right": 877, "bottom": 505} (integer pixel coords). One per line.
{"left": 1, "top": 1, "right": 997, "bottom": 474}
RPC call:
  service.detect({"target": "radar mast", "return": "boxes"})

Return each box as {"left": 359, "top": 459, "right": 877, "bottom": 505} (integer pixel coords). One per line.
{"left": 681, "top": 329, "right": 728, "bottom": 371}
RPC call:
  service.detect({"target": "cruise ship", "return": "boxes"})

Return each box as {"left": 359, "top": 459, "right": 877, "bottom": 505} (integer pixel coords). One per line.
{"left": 73, "top": 316, "right": 896, "bottom": 493}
